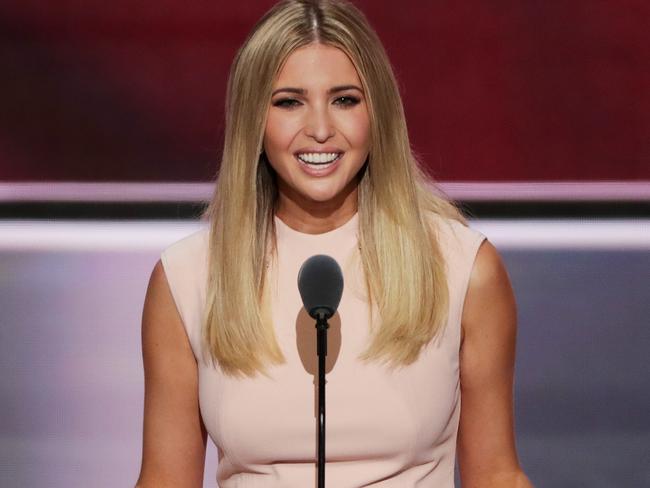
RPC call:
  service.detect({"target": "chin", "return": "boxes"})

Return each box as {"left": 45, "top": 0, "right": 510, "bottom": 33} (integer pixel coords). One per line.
{"left": 299, "top": 186, "right": 345, "bottom": 204}
{"left": 303, "top": 192, "right": 339, "bottom": 203}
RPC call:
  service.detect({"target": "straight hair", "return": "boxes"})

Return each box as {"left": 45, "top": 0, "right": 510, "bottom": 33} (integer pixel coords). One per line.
{"left": 201, "top": 0, "right": 467, "bottom": 377}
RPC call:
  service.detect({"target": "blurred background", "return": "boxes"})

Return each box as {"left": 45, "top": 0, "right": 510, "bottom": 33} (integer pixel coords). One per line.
{"left": 0, "top": 1, "right": 648, "bottom": 487}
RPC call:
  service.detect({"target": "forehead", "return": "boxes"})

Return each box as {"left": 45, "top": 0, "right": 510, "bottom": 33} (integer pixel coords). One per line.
{"left": 274, "top": 43, "right": 361, "bottom": 87}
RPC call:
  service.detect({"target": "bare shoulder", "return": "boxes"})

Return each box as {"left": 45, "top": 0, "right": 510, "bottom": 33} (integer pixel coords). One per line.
{"left": 456, "top": 241, "right": 533, "bottom": 485}
{"left": 141, "top": 260, "right": 195, "bottom": 362}
{"left": 137, "top": 259, "right": 207, "bottom": 487}
{"left": 468, "top": 239, "right": 511, "bottom": 294}
{"left": 143, "top": 260, "right": 183, "bottom": 333}
{"left": 461, "top": 239, "right": 516, "bottom": 346}
{"left": 144, "top": 260, "right": 175, "bottom": 319}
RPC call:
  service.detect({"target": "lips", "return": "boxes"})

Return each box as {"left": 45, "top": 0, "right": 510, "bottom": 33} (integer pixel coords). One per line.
{"left": 294, "top": 153, "right": 343, "bottom": 177}
{"left": 297, "top": 152, "right": 342, "bottom": 164}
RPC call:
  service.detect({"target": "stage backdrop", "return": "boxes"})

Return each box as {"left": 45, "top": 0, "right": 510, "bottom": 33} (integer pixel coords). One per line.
{"left": 0, "top": 0, "right": 648, "bottom": 182}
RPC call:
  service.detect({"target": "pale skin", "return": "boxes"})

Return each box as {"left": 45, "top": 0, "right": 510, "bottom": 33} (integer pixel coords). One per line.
{"left": 263, "top": 43, "right": 370, "bottom": 233}
{"left": 136, "top": 43, "right": 533, "bottom": 487}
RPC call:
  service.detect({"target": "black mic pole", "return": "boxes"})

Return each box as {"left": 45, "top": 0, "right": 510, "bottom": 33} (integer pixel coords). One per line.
{"left": 297, "top": 254, "right": 344, "bottom": 488}
{"left": 316, "top": 311, "right": 329, "bottom": 488}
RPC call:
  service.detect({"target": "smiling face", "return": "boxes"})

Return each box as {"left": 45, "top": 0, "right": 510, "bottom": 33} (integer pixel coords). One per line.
{"left": 263, "top": 43, "right": 371, "bottom": 220}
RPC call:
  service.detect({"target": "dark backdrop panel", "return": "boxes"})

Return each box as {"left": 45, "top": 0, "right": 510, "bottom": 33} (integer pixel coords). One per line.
{"left": 1, "top": 0, "right": 648, "bottom": 182}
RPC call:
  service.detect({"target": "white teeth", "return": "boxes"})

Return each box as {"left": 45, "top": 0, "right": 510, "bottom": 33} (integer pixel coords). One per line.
{"left": 297, "top": 152, "right": 340, "bottom": 164}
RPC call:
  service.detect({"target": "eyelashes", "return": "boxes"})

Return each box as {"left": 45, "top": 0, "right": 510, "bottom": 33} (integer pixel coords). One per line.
{"left": 332, "top": 96, "right": 361, "bottom": 106}
{"left": 272, "top": 96, "right": 361, "bottom": 109}
{"left": 272, "top": 98, "right": 301, "bottom": 108}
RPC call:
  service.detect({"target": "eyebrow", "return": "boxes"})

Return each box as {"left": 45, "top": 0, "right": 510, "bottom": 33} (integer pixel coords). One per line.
{"left": 271, "top": 84, "right": 364, "bottom": 97}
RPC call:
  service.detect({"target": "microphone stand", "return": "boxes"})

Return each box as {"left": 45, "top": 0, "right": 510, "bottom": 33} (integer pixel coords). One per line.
{"left": 315, "top": 311, "right": 329, "bottom": 488}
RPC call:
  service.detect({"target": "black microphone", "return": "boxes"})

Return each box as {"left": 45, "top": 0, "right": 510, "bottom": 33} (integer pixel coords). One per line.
{"left": 297, "top": 254, "right": 344, "bottom": 488}
{"left": 297, "top": 254, "right": 344, "bottom": 320}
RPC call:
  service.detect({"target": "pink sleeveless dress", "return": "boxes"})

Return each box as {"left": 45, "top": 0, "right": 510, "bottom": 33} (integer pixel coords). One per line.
{"left": 160, "top": 212, "right": 486, "bottom": 487}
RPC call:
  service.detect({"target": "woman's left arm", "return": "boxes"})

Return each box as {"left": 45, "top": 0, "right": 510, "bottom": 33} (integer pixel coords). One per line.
{"left": 457, "top": 240, "right": 534, "bottom": 488}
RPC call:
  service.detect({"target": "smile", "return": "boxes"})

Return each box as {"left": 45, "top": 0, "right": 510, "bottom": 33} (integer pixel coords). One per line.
{"left": 297, "top": 152, "right": 342, "bottom": 164}
{"left": 294, "top": 152, "right": 343, "bottom": 177}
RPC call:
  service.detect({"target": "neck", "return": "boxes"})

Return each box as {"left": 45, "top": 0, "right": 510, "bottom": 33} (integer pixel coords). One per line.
{"left": 275, "top": 180, "right": 359, "bottom": 234}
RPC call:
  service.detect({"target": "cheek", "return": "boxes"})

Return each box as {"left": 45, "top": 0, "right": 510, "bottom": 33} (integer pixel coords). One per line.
{"left": 264, "top": 113, "right": 299, "bottom": 150}
{"left": 263, "top": 118, "right": 296, "bottom": 176}
{"left": 263, "top": 123, "right": 280, "bottom": 150}
{"left": 340, "top": 112, "right": 371, "bottom": 149}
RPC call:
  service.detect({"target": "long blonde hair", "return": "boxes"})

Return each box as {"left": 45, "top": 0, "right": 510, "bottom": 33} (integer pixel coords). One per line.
{"left": 201, "top": 0, "right": 466, "bottom": 377}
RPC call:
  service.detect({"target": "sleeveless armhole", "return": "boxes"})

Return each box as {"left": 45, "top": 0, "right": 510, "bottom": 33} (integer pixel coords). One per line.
{"left": 455, "top": 225, "right": 487, "bottom": 330}
{"left": 432, "top": 216, "right": 487, "bottom": 352}
{"left": 159, "top": 228, "right": 210, "bottom": 362}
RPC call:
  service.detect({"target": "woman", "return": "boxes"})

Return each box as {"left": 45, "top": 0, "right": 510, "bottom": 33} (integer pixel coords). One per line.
{"left": 136, "top": 0, "right": 533, "bottom": 486}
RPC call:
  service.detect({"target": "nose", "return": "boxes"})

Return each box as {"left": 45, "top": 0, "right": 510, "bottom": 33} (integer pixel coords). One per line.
{"left": 304, "top": 104, "right": 335, "bottom": 142}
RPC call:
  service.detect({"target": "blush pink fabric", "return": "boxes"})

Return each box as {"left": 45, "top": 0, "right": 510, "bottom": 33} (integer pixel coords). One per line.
{"left": 160, "top": 211, "right": 486, "bottom": 487}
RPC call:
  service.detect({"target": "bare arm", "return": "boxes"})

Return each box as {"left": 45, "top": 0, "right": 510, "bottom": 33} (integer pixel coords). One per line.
{"left": 135, "top": 260, "right": 207, "bottom": 487}
{"left": 457, "top": 240, "right": 533, "bottom": 488}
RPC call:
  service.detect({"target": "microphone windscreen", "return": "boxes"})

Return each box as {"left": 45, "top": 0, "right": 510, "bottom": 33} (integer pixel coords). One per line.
{"left": 297, "top": 255, "right": 344, "bottom": 319}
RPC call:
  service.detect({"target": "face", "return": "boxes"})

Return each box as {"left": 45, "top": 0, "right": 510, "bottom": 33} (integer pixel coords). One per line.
{"left": 263, "top": 43, "right": 371, "bottom": 212}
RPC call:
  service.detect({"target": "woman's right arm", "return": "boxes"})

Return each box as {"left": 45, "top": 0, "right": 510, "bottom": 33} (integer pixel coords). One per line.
{"left": 135, "top": 260, "right": 207, "bottom": 487}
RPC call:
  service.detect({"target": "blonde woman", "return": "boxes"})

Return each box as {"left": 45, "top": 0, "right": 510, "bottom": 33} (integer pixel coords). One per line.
{"left": 136, "top": 0, "right": 533, "bottom": 486}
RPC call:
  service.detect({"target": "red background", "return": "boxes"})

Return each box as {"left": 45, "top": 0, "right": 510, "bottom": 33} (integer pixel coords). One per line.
{"left": 1, "top": 0, "right": 648, "bottom": 182}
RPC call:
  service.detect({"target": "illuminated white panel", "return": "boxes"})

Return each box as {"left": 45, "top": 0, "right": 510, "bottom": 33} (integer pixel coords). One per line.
{"left": 2, "top": 181, "right": 649, "bottom": 202}
{"left": 0, "top": 182, "right": 214, "bottom": 202}
{"left": 0, "top": 219, "right": 648, "bottom": 252}
{"left": 438, "top": 181, "right": 650, "bottom": 201}
{"left": 0, "top": 220, "right": 207, "bottom": 252}
{"left": 471, "top": 219, "right": 650, "bottom": 250}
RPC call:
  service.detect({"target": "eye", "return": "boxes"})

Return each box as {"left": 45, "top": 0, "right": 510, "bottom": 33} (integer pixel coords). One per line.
{"left": 272, "top": 98, "right": 301, "bottom": 108}
{"left": 333, "top": 96, "right": 360, "bottom": 107}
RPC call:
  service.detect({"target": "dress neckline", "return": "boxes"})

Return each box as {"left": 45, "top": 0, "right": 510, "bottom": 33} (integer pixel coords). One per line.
{"left": 274, "top": 212, "right": 359, "bottom": 240}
